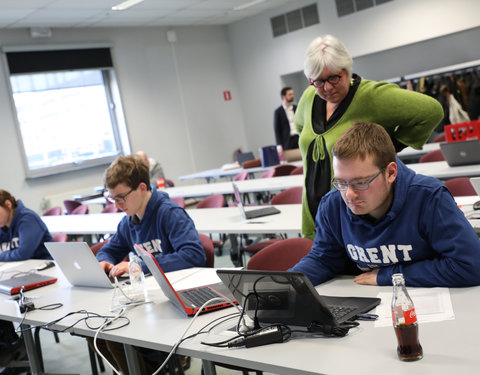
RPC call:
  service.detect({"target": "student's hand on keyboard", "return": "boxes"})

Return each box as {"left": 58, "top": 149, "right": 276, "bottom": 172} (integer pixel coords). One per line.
{"left": 354, "top": 269, "right": 379, "bottom": 286}
{"left": 109, "top": 261, "right": 129, "bottom": 278}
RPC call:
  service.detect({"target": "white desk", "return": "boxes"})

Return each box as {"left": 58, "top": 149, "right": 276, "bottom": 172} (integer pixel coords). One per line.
{"left": 408, "top": 161, "right": 480, "bottom": 179}
{"left": 41, "top": 205, "right": 301, "bottom": 236}
{"left": 164, "top": 174, "right": 303, "bottom": 199}
{"left": 2, "top": 262, "right": 480, "bottom": 375}
{"left": 397, "top": 142, "right": 439, "bottom": 160}
{"left": 179, "top": 161, "right": 302, "bottom": 182}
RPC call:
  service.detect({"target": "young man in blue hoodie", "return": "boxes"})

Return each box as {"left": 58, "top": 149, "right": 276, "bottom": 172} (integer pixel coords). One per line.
{"left": 292, "top": 121, "right": 480, "bottom": 287}
{"left": 96, "top": 154, "right": 205, "bottom": 277}
{"left": 94, "top": 154, "right": 205, "bottom": 374}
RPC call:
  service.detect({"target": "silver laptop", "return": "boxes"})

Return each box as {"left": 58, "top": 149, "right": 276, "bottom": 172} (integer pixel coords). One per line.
{"left": 232, "top": 182, "right": 280, "bottom": 220}
{"left": 439, "top": 140, "right": 480, "bottom": 166}
{"left": 471, "top": 177, "right": 480, "bottom": 197}
{"left": 44, "top": 242, "right": 114, "bottom": 288}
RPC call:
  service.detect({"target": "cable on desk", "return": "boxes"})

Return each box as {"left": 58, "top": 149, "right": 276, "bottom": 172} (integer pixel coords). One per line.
{"left": 149, "top": 297, "right": 239, "bottom": 375}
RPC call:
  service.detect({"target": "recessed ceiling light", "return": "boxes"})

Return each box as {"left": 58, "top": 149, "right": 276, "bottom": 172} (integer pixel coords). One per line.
{"left": 112, "top": 0, "right": 145, "bottom": 11}
{"left": 233, "top": 0, "right": 266, "bottom": 11}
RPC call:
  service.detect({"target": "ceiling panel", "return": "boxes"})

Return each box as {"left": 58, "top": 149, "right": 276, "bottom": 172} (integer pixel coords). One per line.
{"left": 0, "top": 0, "right": 293, "bottom": 28}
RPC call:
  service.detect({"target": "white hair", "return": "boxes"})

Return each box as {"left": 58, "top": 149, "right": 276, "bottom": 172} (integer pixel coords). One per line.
{"left": 304, "top": 35, "right": 353, "bottom": 80}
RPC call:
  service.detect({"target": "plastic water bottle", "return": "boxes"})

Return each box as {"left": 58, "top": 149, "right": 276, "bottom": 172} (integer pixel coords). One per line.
{"left": 128, "top": 251, "right": 146, "bottom": 302}
{"left": 391, "top": 273, "right": 423, "bottom": 361}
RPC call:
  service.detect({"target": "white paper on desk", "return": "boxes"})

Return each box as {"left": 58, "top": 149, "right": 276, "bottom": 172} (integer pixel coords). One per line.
{"left": 0, "top": 261, "right": 25, "bottom": 277}
{"left": 374, "top": 287, "right": 454, "bottom": 327}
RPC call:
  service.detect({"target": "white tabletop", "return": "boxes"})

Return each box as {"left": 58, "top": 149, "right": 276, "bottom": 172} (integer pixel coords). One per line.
{"left": 164, "top": 174, "right": 303, "bottom": 199}
{"left": 2, "top": 262, "right": 480, "bottom": 375}
{"left": 41, "top": 205, "right": 302, "bottom": 235}
{"left": 397, "top": 142, "right": 440, "bottom": 159}
{"left": 408, "top": 160, "right": 480, "bottom": 179}
{"left": 179, "top": 161, "right": 302, "bottom": 182}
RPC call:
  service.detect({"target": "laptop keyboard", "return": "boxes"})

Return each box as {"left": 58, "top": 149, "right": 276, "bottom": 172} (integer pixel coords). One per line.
{"left": 180, "top": 287, "right": 219, "bottom": 307}
{"left": 327, "top": 305, "right": 356, "bottom": 320}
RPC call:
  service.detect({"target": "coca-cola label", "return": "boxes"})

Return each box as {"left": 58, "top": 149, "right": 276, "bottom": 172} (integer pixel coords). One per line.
{"left": 403, "top": 308, "right": 417, "bottom": 325}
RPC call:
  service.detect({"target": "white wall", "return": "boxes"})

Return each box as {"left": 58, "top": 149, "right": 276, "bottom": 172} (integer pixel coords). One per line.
{"left": 0, "top": 26, "right": 247, "bottom": 212}
{"left": 227, "top": 0, "right": 480, "bottom": 156}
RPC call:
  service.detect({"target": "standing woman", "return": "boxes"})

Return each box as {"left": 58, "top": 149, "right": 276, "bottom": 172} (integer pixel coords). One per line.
{"left": 296, "top": 35, "right": 444, "bottom": 239}
{"left": 0, "top": 190, "right": 53, "bottom": 369}
{"left": 0, "top": 189, "right": 52, "bottom": 261}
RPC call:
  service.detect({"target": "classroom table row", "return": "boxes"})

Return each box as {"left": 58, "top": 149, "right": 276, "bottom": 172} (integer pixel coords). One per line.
{"left": 177, "top": 143, "right": 439, "bottom": 182}
{"left": 1, "top": 260, "right": 480, "bottom": 375}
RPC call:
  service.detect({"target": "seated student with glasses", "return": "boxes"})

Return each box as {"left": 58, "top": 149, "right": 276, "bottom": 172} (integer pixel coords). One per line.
{"left": 291, "top": 121, "right": 480, "bottom": 287}
{"left": 92, "top": 154, "right": 205, "bottom": 374}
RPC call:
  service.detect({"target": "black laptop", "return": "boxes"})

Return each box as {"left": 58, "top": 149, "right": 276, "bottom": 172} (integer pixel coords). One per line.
{"left": 236, "top": 152, "right": 255, "bottom": 165}
{"left": 439, "top": 140, "right": 480, "bottom": 166}
{"left": 232, "top": 183, "right": 280, "bottom": 220}
{"left": 216, "top": 269, "right": 381, "bottom": 327}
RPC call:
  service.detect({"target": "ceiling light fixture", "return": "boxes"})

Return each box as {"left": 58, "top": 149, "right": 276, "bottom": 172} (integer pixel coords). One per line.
{"left": 233, "top": 0, "right": 266, "bottom": 11}
{"left": 112, "top": 0, "right": 144, "bottom": 11}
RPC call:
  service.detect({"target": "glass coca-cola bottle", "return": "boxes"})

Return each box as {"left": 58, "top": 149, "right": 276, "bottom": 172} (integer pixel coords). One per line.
{"left": 391, "top": 273, "right": 423, "bottom": 361}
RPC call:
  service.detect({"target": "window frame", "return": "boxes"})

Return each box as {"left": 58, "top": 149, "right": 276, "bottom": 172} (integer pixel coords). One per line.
{"left": 2, "top": 44, "right": 130, "bottom": 179}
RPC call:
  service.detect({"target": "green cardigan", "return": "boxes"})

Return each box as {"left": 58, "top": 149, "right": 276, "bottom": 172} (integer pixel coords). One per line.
{"left": 295, "top": 78, "right": 444, "bottom": 239}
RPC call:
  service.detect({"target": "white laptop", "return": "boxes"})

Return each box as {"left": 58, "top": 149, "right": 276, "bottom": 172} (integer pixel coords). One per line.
{"left": 44, "top": 242, "right": 114, "bottom": 289}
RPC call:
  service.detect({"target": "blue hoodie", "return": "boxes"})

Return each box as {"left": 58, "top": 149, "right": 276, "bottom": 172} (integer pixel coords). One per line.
{"left": 292, "top": 159, "right": 480, "bottom": 287}
{"left": 0, "top": 200, "right": 53, "bottom": 261}
{"left": 96, "top": 190, "right": 205, "bottom": 273}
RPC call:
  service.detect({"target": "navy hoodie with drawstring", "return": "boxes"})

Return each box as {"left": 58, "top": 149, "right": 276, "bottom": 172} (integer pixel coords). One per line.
{"left": 96, "top": 190, "right": 205, "bottom": 273}
{"left": 292, "top": 159, "right": 480, "bottom": 287}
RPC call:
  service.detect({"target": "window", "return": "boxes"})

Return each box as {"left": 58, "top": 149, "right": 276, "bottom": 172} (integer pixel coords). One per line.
{"left": 4, "top": 47, "right": 130, "bottom": 178}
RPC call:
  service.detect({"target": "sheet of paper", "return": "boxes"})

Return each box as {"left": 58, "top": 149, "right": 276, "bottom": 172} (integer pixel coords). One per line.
{"left": 374, "top": 287, "right": 454, "bottom": 327}
{"left": 0, "top": 261, "right": 26, "bottom": 279}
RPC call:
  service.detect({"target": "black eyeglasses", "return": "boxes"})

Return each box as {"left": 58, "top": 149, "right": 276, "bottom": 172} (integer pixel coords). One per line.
{"left": 332, "top": 168, "right": 385, "bottom": 191}
{"left": 104, "top": 188, "right": 134, "bottom": 204}
{"left": 310, "top": 71, "right": 343, "bottom": 89}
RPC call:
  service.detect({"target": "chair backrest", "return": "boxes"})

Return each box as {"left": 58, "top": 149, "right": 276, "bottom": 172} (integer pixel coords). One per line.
{"left": 170, "top": 197, "right": 186, "bottom": 208}
{"left": 90, "top": 240, "right": 110, "bottom": 256}
{"left": 70, "top": 204, "right": 89, "bottom": 215}
{"left": 444, "top": 177, "right": 477, "bottom": 196}
{"left": 63, "top": 200, "right": 82, "bottom": 215}
{"left": 233, "top": 171, "right": 248, "bottom": 181}
{"left": 53, "top": 233, "right": 68, "bottom": 242}
{"left": 289, "top": 166, "right": 303, "bottom": 175}
{"left": 196, "top": 194, "right": 225, "bottom": 209}
{"left": 198, "top": 233, "right": 215, "bottom": 268}
{"left": 273, "top": 164, "right": 297, "bottom": 177}
{"left": 261, "top": 168, "right": 275, "bottom": 178}
{"left": 247, "top": 238, "right": 313, "bottom": 271}
{"left": 419, "top": 149, "right": 445, "bottom": 163}
{"left": 43, "top": 206, "right": 62, "bottom": 216}
{"left": 101, "top": 203, "right": 119, "bottom": 213}
{"left": 433, "top": 133, "right": 446, "bottom": 143}
{"left": 270, "top": 187, "right": 303, "bottom": 205}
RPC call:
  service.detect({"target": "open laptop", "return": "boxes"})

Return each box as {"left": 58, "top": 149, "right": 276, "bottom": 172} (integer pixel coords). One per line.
{"left": 439, "top": 140, "right": 480, "bottom": 166}
{"left": 232, "top": 183, "right": 280, "bottom": 220}
{"left": 44, "top": 242, "right": 114, "bottom": 289}
{"left": 471, "top": 177, "right": 480, "bottom": 196}
{"left": 216, "top": 269, "right": 381, "bottom": 327}
{"left": 236, "top": 152, "right": 255, "bottom": 165}
{"left": 0, "top": 273, "right": 57, "bottom": 295}
{"left": 134, "top": 244, "right": 236, "bottom": 316}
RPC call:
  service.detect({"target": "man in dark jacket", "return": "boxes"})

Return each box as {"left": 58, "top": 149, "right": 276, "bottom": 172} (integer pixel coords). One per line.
{"left": 273, "top": 87, "right": 298, "bottom": 150}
